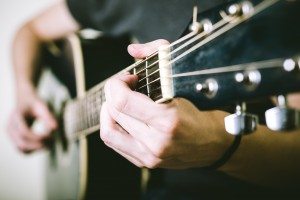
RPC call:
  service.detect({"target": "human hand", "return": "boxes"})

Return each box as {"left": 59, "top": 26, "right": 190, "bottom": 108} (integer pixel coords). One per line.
{"left": 7, "top": 82, "right": 57, "bottom": 153}
{"left": 100, "top": 40, "right": 234, "bottom": 169}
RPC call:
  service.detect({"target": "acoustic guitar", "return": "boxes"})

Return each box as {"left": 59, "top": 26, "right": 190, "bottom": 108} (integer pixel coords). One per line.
{"left": 34, "top": 0, "right": 300, "bottom": 199}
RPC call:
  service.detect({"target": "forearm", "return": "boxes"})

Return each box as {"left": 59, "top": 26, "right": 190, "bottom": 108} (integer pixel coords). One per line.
{"left": 220, "top": 125, "right": 300, "bottom": 188}
{"left": 13, "top": 24, "right": 41, "bottom": 94}
{"left": 12, "top": 0, "right": 79, "bottom": 95}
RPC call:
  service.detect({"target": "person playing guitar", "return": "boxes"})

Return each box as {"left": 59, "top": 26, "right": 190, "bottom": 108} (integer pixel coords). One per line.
{"left": 7, "top": 0, "right": 300, "bottom": 199}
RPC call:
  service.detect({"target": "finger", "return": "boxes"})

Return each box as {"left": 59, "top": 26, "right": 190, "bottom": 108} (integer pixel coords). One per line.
{"left": 127, "top": 39, "right": 170, "bottom": 59}
{"left": 107, "top": 105, "right": 173, "bottom": 159}
{"left": 7, "top": 116, "right": 43, "bottom": 152}
{"left": 105, "top": 74, "right": 170, "bottom": 128}
{"left": 9, "top": 129, "right": 43, "bottom": 152}
{"left": 32, "top": 100, "right": 57, "bottom": 133}
{"left": 108, "top": 145, "right": 144, "bottom": 168}
{"left": 100, "top": 102, "right": 161, "bottom": 166}
{"left": 13, "top": 112, "right": 47, "bottom": 142}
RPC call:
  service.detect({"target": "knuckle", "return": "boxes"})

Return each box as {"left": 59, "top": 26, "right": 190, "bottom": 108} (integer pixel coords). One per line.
{"left": 164, "top": 110, "right": 181, "bottom": 135}
{"left": 144, "top": 156, "right": 161, "bottom": 169}
{"left": 157, "top": 39, "right": 170, "bottom": 45}
{"left": 17, "top": 144, "right": 28, "bottom": 153}
{"left": 18, "top": 130, "right": 28, "bottom": 140}
{"left": 105, "top": 78, "right": 129, "bottom": 114}
{"left": 114, "top": 93, "right": 129, "bottom": 114}
{"left": 100, "top": 128, "right": 116, "bottom": 146}
{"left": 133, "top": 162, "right": 144, "bottom": 168}
{"left": 151, "top": 142, "right": 169, "bottom": 159}
{"left": 100, "top": 129, "right": 110, "bottom": 144}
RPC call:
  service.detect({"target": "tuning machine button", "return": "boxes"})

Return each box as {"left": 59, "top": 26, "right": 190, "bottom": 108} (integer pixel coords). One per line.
{"left": 195, "top": 78, "right": 218, "bottom": 98}
{"left": 190, "top": 19, "right": 213, "bottom": 34}
{"left": 265, "top": 95, "right": 300, "bottom": 132}
{"left": 225, "top": 103, "right": 258, "bottom": 135}
{"left": 283, "top": 58, "right": 300, "bottom": 72}
{"left": 235, "top": 70, "right": 261, "bottom": 91}
{"left": 220, "top": 1, "right": 254, "bottom": 21}
{"left": 228, "top": 1, "right": 254, "bottom": 16}
{"left": 189, "top": 6, "right": 213, "bottom": 34}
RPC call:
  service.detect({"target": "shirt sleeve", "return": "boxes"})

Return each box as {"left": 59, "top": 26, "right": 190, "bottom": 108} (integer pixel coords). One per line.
{"left": 66, "top": 0, "right": 143, "bottom": 36}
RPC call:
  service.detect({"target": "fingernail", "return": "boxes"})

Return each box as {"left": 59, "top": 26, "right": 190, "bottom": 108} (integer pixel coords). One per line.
{"left": 128, "top": 44, "right": 138, "bottom": 49}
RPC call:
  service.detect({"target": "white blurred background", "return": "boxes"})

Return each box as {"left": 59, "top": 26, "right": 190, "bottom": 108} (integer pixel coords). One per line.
{"left": 0, "top": 0, "right": 57, "bottom": 199}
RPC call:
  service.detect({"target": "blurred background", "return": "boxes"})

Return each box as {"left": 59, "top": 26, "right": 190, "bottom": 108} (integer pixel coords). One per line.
{"left": 0, "top": 0, "right": 57, "bottom": 199}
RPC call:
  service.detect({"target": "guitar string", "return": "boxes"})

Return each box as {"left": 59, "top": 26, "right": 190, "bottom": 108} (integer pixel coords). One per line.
{"left": 68, "top": 0, "right": 279, "bottom": 138}
{"left": 135, "top": 19, "right": 228, "bottom": 78}
{"left": 70, "top": 24, "right": 211, "bottom": 120}
{"left": 68, "top": 2, "right": 256, "bottom": 135}
{"left": 71, "top": 57, "right": 287, "bottom": 137}
{"left": 70, "top": 34, "right": 250, "bottom": 134}
{"left": 78, "top": 1, "right": 243, "bottom": 98}
{"left": 136, "top": 0, "right": 279, "bottom": 83}
{"left": 135, "top": 0, "right": 279, "bottom": 88}
{"left": 81, "top": 29, "right": 200, "bottom": 97}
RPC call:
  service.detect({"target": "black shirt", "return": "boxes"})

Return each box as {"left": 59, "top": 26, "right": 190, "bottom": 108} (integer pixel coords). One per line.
{"left": 66, "top": 0, "right": 227, "bottom": 42}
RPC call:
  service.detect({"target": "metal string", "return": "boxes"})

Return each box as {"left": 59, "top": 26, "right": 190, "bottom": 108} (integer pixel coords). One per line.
{"left": 67, "top": 0, "right": 279, "bottom": 140}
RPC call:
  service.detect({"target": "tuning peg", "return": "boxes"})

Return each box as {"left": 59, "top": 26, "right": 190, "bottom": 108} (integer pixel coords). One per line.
{"left": 282, "top": 57, "right": 300, "bottom": 72}
{"left": 189, "top": 6, "right": 213, "bottom": 33}
{"left": 235, "top": 70, "right": 261, "bottom": 91}
{"left": 225, "top": 103, "right": 258, "bottom": 135}
{"left": 265, "top": 95, "right": 300, "bottom": 131}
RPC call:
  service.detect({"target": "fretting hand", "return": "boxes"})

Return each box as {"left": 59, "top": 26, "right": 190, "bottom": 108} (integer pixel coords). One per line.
{"left": 100, "top": 40, "right": 234, "bottom": 169}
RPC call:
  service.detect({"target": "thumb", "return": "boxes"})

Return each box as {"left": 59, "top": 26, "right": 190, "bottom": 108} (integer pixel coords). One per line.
{"left": 127, "top": 39, "right": 170, "bottom": 59}
{"left": 32, "top": 100, "right": 57, "bottom": 130}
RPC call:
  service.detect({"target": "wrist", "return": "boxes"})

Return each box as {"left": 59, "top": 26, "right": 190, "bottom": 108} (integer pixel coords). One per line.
{"left": 203, "top": 121, "right": 241, "bottom": 170}
{"left": 15, "top": 79, "right": 36, "bottom": 101}
{"left": 16, "top": 78, "right": 34, "bottom": 90}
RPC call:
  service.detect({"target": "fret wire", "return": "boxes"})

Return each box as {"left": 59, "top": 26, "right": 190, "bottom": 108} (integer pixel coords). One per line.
{"left": 92, "top": 91, "right": 98, "bottom": 126}
{"left": 77, "top": 100, "right": 81, "bottom": 131}
{"left": 137, "top": 77, "right": 161, "bottom": 90}
{"left": 85, "top": 97, "right": 87, "bottom": 129}
{"left": 147, "top": 86, "right": 162, "bottom": 93}
{"left": 79, "top": 100, "right": 83, "bottom": 131}
{"left": 86, "top": 97, "right": 89, "bottom": 130}
{"left": 83, "top": 97, "right": 87, "bottom": 131}
{"left": 145, "top": 61, "right": 150, "bottom": 95}
{"left": 152, "top": 94, "right": 163, "bottom": 101}
{"left": 138, "top": 68, "right": 160, "bottom": 83}
{"left": 128, "top": 52, "right": 159, "bottom": 75}
{"left": 86, "top": 95, "right": 90, "bottom": 128}
{"left": 90, "top": 94, "right": 94, "bottom": 127}
{"left": 91, "top": 92, "right": 95, "bottom": 126}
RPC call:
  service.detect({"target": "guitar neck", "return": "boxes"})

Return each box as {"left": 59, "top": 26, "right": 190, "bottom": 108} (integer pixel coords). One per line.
{"left": 63, "top": 50, "right": 173, "bottom": 139}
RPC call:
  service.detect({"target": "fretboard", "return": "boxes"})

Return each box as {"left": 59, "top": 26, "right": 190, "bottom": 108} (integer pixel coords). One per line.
{"left": 63, "top": 53, "right": 163, "bottom": 139}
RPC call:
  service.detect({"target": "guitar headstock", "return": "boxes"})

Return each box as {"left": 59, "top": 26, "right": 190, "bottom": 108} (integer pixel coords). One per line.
{"left": 155, "top": 0, "right": 300, "bottom": 135}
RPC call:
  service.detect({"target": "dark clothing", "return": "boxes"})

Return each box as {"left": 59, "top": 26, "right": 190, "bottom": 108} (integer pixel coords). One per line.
{"left": 66, "top": 0, "right": 227, "bottom": 42}
{"left": 65, "top": 0, "right": 289, "bottom": 199}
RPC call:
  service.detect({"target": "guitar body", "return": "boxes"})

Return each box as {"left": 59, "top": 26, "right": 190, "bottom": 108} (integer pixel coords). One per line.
{"left": 37, "top": 34, "right": 141, "bottom": 199}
